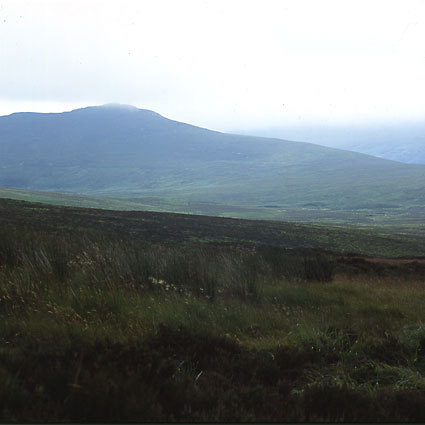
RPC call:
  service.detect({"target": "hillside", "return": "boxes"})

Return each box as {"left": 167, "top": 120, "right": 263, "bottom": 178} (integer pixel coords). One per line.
{"left": 1, "top": 104, "right": 425, "bottom": 210}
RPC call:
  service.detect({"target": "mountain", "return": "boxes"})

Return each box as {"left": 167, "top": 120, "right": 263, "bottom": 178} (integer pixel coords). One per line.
{"left": 237, "top": 123, "right": 425, "bottom": 164}
{"left": 1, "top": 104, "right": 425, "bottom": 210}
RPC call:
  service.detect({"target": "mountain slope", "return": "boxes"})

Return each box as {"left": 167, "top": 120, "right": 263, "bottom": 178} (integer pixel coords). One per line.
{"left": 1, "top": 104, "right": 425, "bottom": 210}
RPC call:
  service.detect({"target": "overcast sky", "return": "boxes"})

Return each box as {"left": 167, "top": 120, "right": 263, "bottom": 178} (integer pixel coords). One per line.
{"left": 0, "top": 0, "right": 424, "bottom": 132}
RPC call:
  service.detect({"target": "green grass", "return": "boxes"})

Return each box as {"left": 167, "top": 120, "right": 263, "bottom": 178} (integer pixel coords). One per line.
{"left": 1, "top": 201, "right": 425, "bottom": 420}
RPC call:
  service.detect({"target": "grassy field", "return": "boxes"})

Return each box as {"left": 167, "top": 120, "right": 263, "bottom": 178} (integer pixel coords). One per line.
{"left": 1, "top": 199, "right": 425, "bottom": 421}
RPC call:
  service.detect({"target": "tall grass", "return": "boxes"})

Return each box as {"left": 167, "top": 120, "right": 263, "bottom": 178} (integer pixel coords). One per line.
{"left": 2, "top": 226, "right": 425, "bottom": 421}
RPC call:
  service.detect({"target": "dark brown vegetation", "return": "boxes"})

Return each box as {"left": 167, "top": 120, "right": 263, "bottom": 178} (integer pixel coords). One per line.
{"left": 1, "top": 197, "right": 425, "bottom": 257}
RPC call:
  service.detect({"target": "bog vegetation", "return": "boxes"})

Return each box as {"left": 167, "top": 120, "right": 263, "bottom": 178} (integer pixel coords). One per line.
{"left": 1, "top": 200, "right": 425, "bottom": 421}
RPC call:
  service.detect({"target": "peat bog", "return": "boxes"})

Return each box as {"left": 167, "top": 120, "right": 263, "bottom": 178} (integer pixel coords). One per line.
{"left": 1, "top": 198, "right": 425, "bottom": 421}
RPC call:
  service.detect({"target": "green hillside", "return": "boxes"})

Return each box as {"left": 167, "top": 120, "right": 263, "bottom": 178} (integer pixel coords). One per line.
{"left": 1, "top": 104, "right": 425, "bottom": 210}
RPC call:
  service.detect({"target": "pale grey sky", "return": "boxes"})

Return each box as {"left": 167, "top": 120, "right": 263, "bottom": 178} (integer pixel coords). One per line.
{"left": 0, "top": 0, "right": 424, "bottom": 131}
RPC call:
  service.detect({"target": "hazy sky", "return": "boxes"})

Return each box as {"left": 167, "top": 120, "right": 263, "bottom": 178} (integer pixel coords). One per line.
{"left": 0, "top": 0, "right": 424, "bottom": 131}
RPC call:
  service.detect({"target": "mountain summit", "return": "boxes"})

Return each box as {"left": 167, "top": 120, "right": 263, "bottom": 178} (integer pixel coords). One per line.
{"left": 1, "top": 104, "right": 425, "bottom": 210}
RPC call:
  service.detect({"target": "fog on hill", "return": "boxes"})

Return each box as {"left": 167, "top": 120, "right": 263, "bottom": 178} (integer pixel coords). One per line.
{"left": 234, "top": 122, "right": 425, "bottom": 165}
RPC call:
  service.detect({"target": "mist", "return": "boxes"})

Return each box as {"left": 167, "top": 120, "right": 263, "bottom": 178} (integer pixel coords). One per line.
{"left": 1, "top": 0, "right": 424, "bottom": 133}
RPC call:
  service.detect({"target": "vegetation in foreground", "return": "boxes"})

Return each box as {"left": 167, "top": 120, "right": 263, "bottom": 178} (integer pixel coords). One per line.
{"left": 1, "top": 201, "right": 425, "bottom": 421}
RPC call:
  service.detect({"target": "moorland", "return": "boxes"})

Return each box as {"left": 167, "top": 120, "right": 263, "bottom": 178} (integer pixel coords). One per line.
{"left": 1, "top": 198, "right": 425, "bottom": 421}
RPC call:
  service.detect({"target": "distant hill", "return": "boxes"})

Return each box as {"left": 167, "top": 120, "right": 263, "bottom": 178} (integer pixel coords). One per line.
{"left": 340, "top": 139, "right": 425, "bottom": 165}
{"left": 1, "top": 104, "right": 425, "bottom": 210}
{"left": 238, "top": 123, "right": 425, "bottom": 164}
